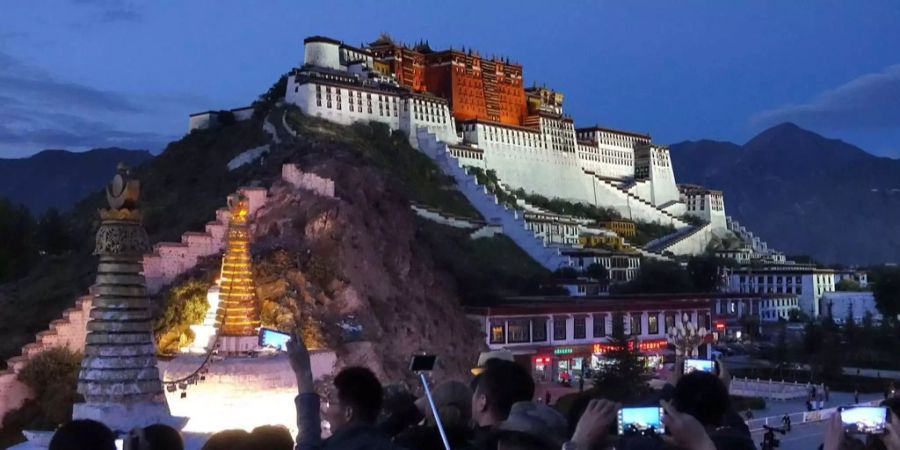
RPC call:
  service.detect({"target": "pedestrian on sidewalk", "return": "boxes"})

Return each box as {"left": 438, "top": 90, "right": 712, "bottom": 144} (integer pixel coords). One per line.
{"left": 578, "top": 376, "right": 584, "bottom": 393}
{"left": 854, "top": 388, "right": 860, "bottom": 404}
{"left": 545, "top": 391, "right": 551, "bottom": 405}
{"left": 824, "top": 385, "right": 830, "bottom": 401}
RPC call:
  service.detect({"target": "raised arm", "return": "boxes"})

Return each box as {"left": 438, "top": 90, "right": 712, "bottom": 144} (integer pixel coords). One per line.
{"left": 288, "top": 334, "right": 322, "bottom": 450}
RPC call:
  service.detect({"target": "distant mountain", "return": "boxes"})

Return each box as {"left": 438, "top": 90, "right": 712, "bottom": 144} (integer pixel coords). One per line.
{"left": 0, "top": 148, "right": 153, "bottom": 213}
{"left": 670, "top": 123, "right": 900, "bottom": 265}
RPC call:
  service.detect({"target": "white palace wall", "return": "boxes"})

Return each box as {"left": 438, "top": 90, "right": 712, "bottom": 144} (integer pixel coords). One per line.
{"left": 0, "top": 165, "right": 337, "bottom": 427}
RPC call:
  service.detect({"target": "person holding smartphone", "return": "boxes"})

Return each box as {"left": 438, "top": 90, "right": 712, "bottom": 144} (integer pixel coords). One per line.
{"left": 287, "top": 333, "right": 403, "bottom": 450}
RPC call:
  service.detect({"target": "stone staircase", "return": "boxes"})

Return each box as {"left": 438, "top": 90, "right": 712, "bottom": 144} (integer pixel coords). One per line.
{"left": 727, "top": 216, "right": 771, "bottom": 254}
{"left": 416, "top": 128, "right": 570, "bottom": 270}
{"left": 645, "top": 222, "right": 714, "bottom": 255}
{"left": 0, "top": 294, "right": 93, "bottom": 423}
{"left": 587, "top": 172, "right": 688, "bottom": 228}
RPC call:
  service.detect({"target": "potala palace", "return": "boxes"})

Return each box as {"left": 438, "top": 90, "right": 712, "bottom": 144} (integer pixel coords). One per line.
{"left": 280, "top": 35, "right": 753, "bottom": 252}
{"left": 185, "top": 34, "right": 855, "bottom": 319}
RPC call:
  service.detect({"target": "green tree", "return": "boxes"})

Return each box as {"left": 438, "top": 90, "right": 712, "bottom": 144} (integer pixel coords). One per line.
{"left": 843, "top": 303, "right": 858, "bottom": 346}
{"left": 3, "top": 347, "right": 83, "bottom": 431}
{"left": 614, "top": 260, "right": 693, "bottom": 294}
{"left": 872, "top": 267, "right": 900, "bottom": 322}
{"left": 772, "top": 321, "right": 790, "bottom": 371}
{"left": 591, "top": 312, "right": 650, "bottom": 402}
{"left": 35, "top": 208, "right": 71, "bottom": 255}
{"left": 585, "top": 263, "right": 609, "bottom": 283}
{"left": 836, "top": 278, "right": 861, "bottom": 292}
{"left": 154, "top": 278, "right": 212, "bottom": 354}
{"left": 0, "top": 198, "right": 37, "bottom": 282}
{"left": 687, "top": 254, "right": 726, "bottom": 292}
{"left": 787, "top": 308, "right": 808, "bottom": 323}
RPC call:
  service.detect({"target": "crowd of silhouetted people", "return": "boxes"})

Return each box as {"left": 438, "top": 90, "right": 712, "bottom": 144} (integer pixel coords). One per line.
{"left": 44, "top": 335, "right": 900, "bottom": 450}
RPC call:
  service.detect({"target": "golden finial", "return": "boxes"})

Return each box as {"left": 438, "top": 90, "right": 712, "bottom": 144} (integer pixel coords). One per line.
{"left": 100, "top": 162, "right": 142, "bottom": 221}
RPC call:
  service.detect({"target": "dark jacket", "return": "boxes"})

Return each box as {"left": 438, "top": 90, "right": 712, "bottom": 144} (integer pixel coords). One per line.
{"left": 295, "top": 393, "right": 405, "bottom": 450}
{"left": 394, "top": 424, "right": 475, "bottom": 450}
{"left": 469, "top": 425, "right": 499, "bottom": 450}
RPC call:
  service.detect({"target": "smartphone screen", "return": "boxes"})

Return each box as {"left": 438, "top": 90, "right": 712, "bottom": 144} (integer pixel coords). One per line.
{"left": 258, "top": 327, "right": 291, "bottom": 351}
{"left": 409, "top": 354, "right": 437, "bottom": 372}
{"left": 618, "top": 407, "right": 665, "bottom": 435}
{"left": 684, "top": 359, "right": 715, "bottom": 374}
{"left": 841, "top": 406, "right": 887, "bottom": 434}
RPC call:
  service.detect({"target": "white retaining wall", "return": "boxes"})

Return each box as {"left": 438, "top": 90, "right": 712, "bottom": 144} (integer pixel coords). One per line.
{"left": 417, "top": 128, "right": 569, "bottom": 270}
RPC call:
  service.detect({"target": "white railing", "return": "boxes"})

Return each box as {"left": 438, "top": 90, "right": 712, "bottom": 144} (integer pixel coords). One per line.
{"left": 730, "top": 377, "right": 822, "bottom": 400}
{"left": 746, "top": 400, "right": 881, "bottom": 432}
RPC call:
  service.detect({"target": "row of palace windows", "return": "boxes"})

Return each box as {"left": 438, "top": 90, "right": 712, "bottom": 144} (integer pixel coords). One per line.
{"left": 489, "top": 313, "right": 709, "bottom": 344}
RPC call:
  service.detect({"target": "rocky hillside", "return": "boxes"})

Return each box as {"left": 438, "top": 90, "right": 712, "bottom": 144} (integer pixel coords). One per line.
{"left": 0, "top": 99, "right": 549, "bottom": 381}
{"left": 0, "top": 148, "right": 153, "bottom": 213}
{"left": 670, "top": 123, "right": 900, "bottom": 265}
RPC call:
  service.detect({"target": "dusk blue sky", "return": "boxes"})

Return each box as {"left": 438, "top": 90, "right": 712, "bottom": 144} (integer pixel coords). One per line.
{"left": 2, "top": 0, "right": 899, "bottom": 158}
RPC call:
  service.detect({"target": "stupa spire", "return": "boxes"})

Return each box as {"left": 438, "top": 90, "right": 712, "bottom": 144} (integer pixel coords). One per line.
{"left": 74, "top": 163, "right": 177, "bottom": 432}
{"left": 215, "top": 194, "right": 260, "bottom": 352}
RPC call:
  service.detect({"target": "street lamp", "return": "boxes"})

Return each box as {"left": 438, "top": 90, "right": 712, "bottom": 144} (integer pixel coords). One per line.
{"left": 666, "top": 313, "right": 713, "bottom": 358}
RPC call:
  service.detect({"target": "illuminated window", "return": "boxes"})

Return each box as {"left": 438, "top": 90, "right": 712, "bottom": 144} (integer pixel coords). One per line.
{"left": 630, "top": 315, "right": 642, "bottom": 335}
{"left": 507, "top": 319, "right": 531, "bottom": 344}
{"left": 648, "top": 315, "right": 659, "bottom": 334}
{"left": 490, "top": 321, "right": 505, "bottom": 344}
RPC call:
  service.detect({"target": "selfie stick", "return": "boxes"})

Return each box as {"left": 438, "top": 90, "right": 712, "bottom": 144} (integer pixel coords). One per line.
{"left": 419, "top": 372, "right": 452, "bottom": 450}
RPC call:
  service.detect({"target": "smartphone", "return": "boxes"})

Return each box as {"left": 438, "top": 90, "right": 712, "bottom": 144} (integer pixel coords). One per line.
{"left": 839, "top": 406, "right": 888, "bottom": 435}
{"left": 618, "top": 407, "right": 665, "bottom": 435}
{"left": 684, "top": 359, "right": 715, "bottom": 374}
{"left": 258, "top": 327, "right": 291, "bottom": 351}
{"left": 409, "top": 354, "right": 437, "bottom": 372}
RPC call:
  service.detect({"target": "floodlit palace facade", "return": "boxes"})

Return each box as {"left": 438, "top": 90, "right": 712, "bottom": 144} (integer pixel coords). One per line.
{"left": 286, "top": 35, "right": 728, "bottom": 238}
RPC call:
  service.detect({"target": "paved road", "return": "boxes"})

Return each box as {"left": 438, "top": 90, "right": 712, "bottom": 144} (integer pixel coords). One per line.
{"left": 752, "top": 419, "right": 826, "bottom": 450}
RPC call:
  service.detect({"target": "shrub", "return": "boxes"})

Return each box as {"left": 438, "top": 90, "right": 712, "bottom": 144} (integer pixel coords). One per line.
{"left": 154, "top": 278, "right": 212, "bottom": 354}
{"left": 4, "top": 347, "right": 83, "bottom": 431}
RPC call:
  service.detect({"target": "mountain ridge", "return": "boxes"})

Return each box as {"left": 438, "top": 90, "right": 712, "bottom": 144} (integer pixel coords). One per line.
{"left": 670, "top": 122, "right": 900, "bottom": 265}
{"left": 0, "top": 148, "right": 153, "bottom": 213}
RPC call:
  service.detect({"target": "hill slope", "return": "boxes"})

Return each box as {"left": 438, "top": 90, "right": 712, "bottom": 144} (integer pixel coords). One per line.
{"left": 0, "top": 104, "right": 548, "bottom": 378}
{"left": 0, "top": 148, "right": 154, "bottom": 213}
{"left": 670, "top": 123, "right": 900, "bottom": 264}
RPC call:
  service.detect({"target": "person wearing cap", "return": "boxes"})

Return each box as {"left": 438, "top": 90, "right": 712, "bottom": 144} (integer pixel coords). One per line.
{"left": 395, "top": 381, "right": 475, "bottom": 450}
{"left": 471, "top": 349, "right": 515, "bottom": 375}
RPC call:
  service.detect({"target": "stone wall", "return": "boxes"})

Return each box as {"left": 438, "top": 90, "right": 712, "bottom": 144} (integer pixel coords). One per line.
{"left": 0, "top": 295, "right": 92, "bottom": 425}
{"left": 281, "top": 164, "right": 335, "bottom": 198}
{"left": 417, "top": 128, "right": 569, "bottom": 270}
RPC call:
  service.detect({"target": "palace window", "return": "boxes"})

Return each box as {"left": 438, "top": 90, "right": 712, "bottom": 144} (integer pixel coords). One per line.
{"left": 553, "top": 317, "right": 567, "bottom": 341}
{"left": 532, "top": 318, "right": 547, "bottom": 342}
{"left": 648, "top": 314, "right": 659, "bottom": 334}
{"left": 507, "top": 319, "right": 531, "bottom": 344}
{"left": 574, "top": 317, "right": 586, "bottom": 339}
{"left": 490, "top": 321, "right": 505, "bottom": 344}
{"left": 593, "top": 314, "right": 606, "bottom": 337}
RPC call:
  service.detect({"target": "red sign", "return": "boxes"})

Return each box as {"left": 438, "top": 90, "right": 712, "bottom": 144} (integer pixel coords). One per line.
{"left": 592, "top": 338, "right": 668, "bottom": 354}
{"left": 715, "top": 321, "right": 726, "bottom": 330}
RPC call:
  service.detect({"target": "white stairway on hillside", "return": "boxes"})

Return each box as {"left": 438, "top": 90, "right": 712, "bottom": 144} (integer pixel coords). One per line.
{"left": 416, "top": 128, "right": 569, "bottom": 270}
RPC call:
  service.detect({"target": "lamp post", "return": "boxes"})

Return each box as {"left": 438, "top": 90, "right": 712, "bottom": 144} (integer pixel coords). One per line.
{"left": 666, "top": 313, "right": 713, "bottom": 358}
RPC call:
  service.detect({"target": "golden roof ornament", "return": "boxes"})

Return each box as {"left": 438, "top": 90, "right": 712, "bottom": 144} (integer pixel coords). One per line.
{"left": 100, "top": 162, "right": 142, "bottom": 222}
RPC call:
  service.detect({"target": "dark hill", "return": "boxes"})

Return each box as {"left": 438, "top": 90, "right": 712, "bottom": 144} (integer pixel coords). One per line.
{"left": 0, "top": 148, "right": 153, "bottom": 213}
{"left": 671, "top": 123, "right": 900, "bottom": 265}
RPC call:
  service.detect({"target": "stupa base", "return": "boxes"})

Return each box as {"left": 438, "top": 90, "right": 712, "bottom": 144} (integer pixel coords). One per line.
{"left": 72, "top": 401, "right": 188, "bottom": 434}
{"left": 159, "top": 351, "right": 336, "bottom": 435}
{"left": 217, "top": 335, "right": 259, "bottom": 354}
